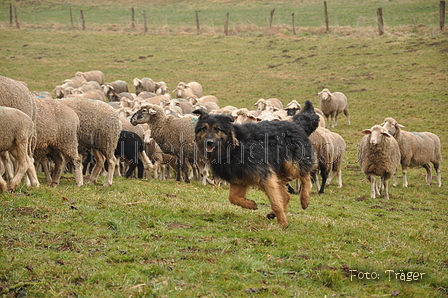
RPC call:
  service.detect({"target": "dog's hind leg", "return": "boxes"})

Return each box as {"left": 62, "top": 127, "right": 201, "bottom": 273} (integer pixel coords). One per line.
{"left": 299, "top": 174, "right": 312, "bottom": 209}
{"left": 228, "top": 184, "right": 258, "bottom": 210}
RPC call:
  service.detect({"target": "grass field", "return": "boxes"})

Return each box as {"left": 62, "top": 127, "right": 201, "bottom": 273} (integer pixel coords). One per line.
{"left": 1, "top": 0, "right": 448, "bottom": 297}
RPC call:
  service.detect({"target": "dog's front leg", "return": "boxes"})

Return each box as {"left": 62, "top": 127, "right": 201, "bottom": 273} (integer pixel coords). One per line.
{"left": 228, "top": 184, "right": 258, "bottom": 210}
{"left": 299, "top": 174, "right": 311, "bottom": 209}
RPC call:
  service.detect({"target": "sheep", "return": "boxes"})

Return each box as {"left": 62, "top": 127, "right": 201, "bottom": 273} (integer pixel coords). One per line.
{"left": 155, "top": 81, "right": 169, "bottom": 95}
{"left": 130, "top": 103, "right": 201, "bottom": 183}
{"left": 0, "top": 75, "right": 37, "bottom": 122}
{"left": 381, "top": 117, "right": 441, "bottom": 187}
{"left": 75, "top": 70, "right": 105, "bottom": 85}
{"left": 309, "top": 127, "right": 346, "bottom": 193}
{"left": 318, "top": 88, "right": 350, "bottom": 128}
{"left": 33, "top": 97, "right": 83, "bottom": 187}
{"left": 254, "top": 98, "right": 283, "bottom": 111}
{"left": 173, "top": 81, "right": 203, "bottom": 102}
{"left": 103, "top": 80, "right": 129, "bottom": 101}
{"left": 358, "top": 125, "right": 401, "bottom": 200}
{"left": 0, "top": 106, "right": 40, "bottom": 192}
{"left": 71, "top": 89, "right": 107, "bottom": 102}
{"left": 62, "top": 97, "right": 122, "bottom": 186}
{"left": 285, "top": 100, "right": 301, "bottom": 116}
{"left": 133, "top": 78, "right": 156, "bottom": 94}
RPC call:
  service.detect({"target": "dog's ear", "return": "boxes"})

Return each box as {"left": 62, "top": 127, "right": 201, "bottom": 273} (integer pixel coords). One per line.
{"left": 300, "top": 100, "right": 314, "bottom": 113}
{"left": 222, "top": 114, "right": 234, "bottom": 123}
{"left": 192, "top": 108, "right": 209, "bottom": 120}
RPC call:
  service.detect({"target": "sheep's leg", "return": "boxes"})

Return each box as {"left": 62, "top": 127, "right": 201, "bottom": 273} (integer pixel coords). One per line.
{"left": 311, "top": 170, "right": 320, "bottom": 192}
{"left": 402, "top": 166, "right": 408, "bottom": 187}
{"left": 228, "top": 184, "right": 258, "bottom": 210}
{"left": 318, "top": 166, "right": 328, "bottom": 194}
{"left": 393, "top": 171, "right": 398, "bottom": 187}
{"left": 422, "top": 163, "right": 432, "bottom": 186}
{"left": 382, "top": 177, "right": 390, "bottom": 200}
{"left": 50, "top": 152, "right": 65, "bottom": 187}
{"left": 434, "top": 162, "right": 441, "bottom": 187}
{"left": 368, "top": 175, "right": 376, "bottom": 199}
{"left": 104, "top": 153, "right": 117, "bottom": 186}
{"left": 89, "top": 149, "right": 105, "bottom": 185}
{"left": 336, "top": 168, "right": 343, "bottom": 188}
{"left": 344, "top": 108, "right": 350, "bottom": 125}
{"left": 1, "top": 152, "right": 14, "bottom": 181}
{"left": 0, "top": 175, "right": 7, "bottom": 192}
{"left": 8, "top": 145, "right": 32, "bottom": 191}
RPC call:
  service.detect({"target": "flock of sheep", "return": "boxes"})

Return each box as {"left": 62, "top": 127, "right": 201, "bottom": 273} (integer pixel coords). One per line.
{"left": 0, "top": 70, "right": 442, "bottom": 201}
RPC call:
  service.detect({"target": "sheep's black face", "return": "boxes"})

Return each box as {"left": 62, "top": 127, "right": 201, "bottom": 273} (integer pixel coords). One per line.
{"left": 130, "top": 107, "right": 150, "bottom": 125}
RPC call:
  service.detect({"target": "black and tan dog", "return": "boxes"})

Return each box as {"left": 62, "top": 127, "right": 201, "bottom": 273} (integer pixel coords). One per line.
{"left": 193, "top": 100, "right": 319, "bottom": 228}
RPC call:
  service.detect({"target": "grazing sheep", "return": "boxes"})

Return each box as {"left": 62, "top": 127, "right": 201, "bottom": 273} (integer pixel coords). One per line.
{"left": 318, "top": 88, "right": 350, "bottom": 128}
{"left": 0, "top": 106, "right": 40, "bottom": 192}
{"left": 155, "top": 81, "right": 169, "bottom": 95}
{"left": 309, "top": 127, "right": 346, "bottom": 193}
{"left": 133, "top": 78, "right": 156, "bottom": 94}
{"left": 62, "top": 97, "right": 122, "bottom": 186}
{"left": 75, "top": 70, "right": 105, "bottom": 85}
{"left": 358, "top": 125, "right": 401, "bottom": 199}
{"left": 33, "top": 97, "right": 83, "bottom": 187}
{"left": 71, "top": 89, "right": 107, "bottom": 102}
{"left": 130, "top": 103, "right": 201, "bottom": 183}
{"left": 381, "top": 117, "right": 441, "bottom": 187}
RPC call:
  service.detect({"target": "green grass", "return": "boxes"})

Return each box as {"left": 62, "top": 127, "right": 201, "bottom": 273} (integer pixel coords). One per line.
{"left": 1, "top": 0, "right": 448, "bottom": 296}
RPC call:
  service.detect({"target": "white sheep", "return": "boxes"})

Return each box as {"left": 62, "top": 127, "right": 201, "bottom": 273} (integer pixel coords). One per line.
{"left": 173, "top": 81, "right": 203, "bottom": 102}
{"left": 318, "top": 88, "right": 350, "bottom": 128}
{"left": 309, "top": 127, "right": 346, "bottom": 193}
{"left": 254, "top": 98, "right": 283, "bottom": 111}
{"left": 103, "top": 80, "right": 129, "bottom": 101}
{"left": 62, "top": 97, "right": 122, "bottom": 186}
{"left": 75, "top": 70, "right": 105, "bottom": 85}
{"left": 0, "top": 75, "right": 38, "bottom": 122}
{"left": 0, "top": 106, "right": 40, "bottom": 192}
{"left": 133, "top": 78, "right": 155, "bottom": 94}
{"left": 358, "top": 125, "right": 401, "bottom": 200}
{"left": 381, "top": 117, "right": 441, "bottom": 187}
{"left": 33, "top": 97, "right": 83, "bottom": 187}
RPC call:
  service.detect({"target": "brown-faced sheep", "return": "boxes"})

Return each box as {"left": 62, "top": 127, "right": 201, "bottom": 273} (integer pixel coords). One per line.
{"left": 130, "top": 103, "right": 201, "bottom": 183}
{"left": 358, "top": 125, "right": 401, "bottom": 200}
{"left": 62, "top": 97, "right": 122, "bottom": 186}
{"left": 381, "top": 117, "right": 441, "bottom": 187}
{"left": 33, "top": 97, "right": 83, "bottom": 187}
{"left": 318, "top": 88, "right": 350, "bottom": 128}
{"left": 0, "top": 106, "right": 40, "bottom": 192}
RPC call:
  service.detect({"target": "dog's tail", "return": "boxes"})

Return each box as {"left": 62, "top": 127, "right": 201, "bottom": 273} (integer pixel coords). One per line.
{"left": 292, "top": 100, "right": 320, "bottom": 136}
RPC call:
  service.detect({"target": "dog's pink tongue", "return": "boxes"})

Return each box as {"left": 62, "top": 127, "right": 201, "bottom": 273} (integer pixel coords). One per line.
{"left": 207, "top": 146, "right": 215, "bottom": 152}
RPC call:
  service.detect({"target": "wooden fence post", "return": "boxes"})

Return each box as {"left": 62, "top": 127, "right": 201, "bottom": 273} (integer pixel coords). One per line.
{"left": 441, "top": 1, "right": 446, "bottom": 30}
{"left": 224, "top": 12, "right": 229, "bottom": 36}
{"left": 9, "top": 3, "right": 13, "bottom": 26}
{"left": 142, "top": 11, "right": 147, "bottom": 33}
{"left": 80, "top": 10, "right": 85, "bottom": 30}
{"left": 131, "top": 7, "right": 135, "bottom": 28}
{"left": 323, "top": 1, "right": 329, "bottom": 32}
{"left": 195, "top": 10, "right": 200, "bottom": 33}
{"left": 14, "top": 6, "right": 19, "bottom": 29}
{"left": 377, "top": 7, "right": 384, "bottom": 35}
{"left": 70, "top": 8, "right": 74, "bottom": 28}
{"left": 269, "top": 9, "right": 275, "bottom": 28}
{"left": 291, "top": 13, "right": 296, "bottom": 36}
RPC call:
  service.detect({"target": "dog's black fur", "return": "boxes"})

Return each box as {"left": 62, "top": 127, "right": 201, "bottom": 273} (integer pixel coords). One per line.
{"left": 193, "top": 100, "right": 319, "bottom": 228}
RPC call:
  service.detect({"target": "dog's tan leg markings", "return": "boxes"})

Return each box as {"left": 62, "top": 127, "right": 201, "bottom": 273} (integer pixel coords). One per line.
{"left": 299, "top": 174, "right": 311, "bottom": 209}
{"left": 228, "top": 184, "right": 258, "bottom": 210}
{"left": 261, "top": 175, "right": 288, "bottom": 228}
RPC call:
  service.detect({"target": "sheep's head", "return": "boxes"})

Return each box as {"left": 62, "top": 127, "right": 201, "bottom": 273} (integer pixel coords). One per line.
{"left": 130, "top": 104, "right": 163, "bottom": 126}
{"left": 254, "top": 98, "right": 267, "bottom": 110}
{"left": 362, "top": 125, "right": 393, "bottom": 146}
{"left": 318, "top": 88, "right": 331, "bottom": 101}
{"left": 381, "top": 117, "right": 404, "bottom": 137}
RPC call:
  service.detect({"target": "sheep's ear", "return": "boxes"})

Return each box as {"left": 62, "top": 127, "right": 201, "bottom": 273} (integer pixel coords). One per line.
{"left": 192, "top": 108, "right": 208, "bottom": 120}
{"left": 396, "top": 123, "right": 405, "bottom": 128}
{"left": 361, "top": 129, "right": 372, "bottom": 134}
{"left": 382, "top": 131, "right": 393, "bottom": 137}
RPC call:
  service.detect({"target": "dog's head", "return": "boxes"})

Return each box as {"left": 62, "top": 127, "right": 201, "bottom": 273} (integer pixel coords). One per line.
{"left": 193, "top": 109, "right": 238, "bottom": 160}
{"left": 292, "top": 100, "right": 320, "bottom": 136}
